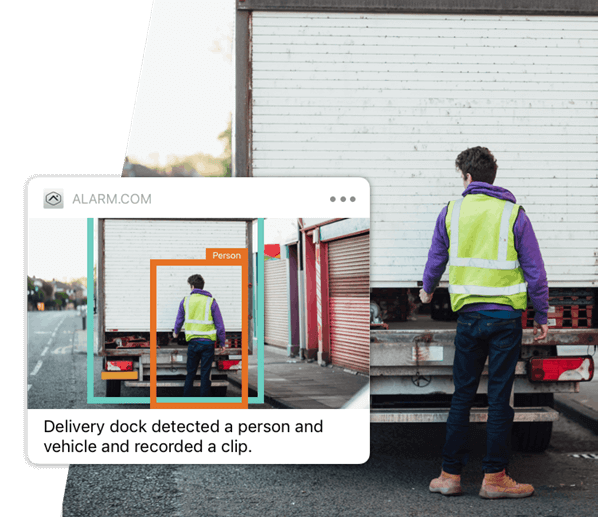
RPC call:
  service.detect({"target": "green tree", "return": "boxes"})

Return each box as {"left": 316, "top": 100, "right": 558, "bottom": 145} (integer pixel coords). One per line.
{"left": 218, "top": 117, "right": 232, "bottom": 177}
{"left": 27, "top": 278, "right": 45, "bottom": 308}
{"left": 55, "top": 292, "right": 69, "bottom": 309}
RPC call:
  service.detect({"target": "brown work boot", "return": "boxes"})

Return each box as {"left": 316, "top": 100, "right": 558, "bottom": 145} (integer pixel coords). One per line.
{"left": 479, "top": 470, "right": 534, "bottom": 499}
{"left": 429, "top": 471, "right": 462, "bottom": 496}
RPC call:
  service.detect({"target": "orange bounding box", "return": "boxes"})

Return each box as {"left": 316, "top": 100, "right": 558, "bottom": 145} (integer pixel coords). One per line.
{"left": 101, "top": 371, "right": 138, "bottom": 380}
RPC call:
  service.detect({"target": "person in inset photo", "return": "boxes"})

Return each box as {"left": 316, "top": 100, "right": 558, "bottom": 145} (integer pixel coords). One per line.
{"left": 173, "top": 274, "right": 226, "bottom": 397}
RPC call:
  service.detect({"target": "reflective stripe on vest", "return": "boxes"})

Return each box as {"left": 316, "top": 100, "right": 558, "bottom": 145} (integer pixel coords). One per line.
{"left": 447, "top": 194, "right": 527, "bottom": 311}
{"left": 183, "top": 294, "right": 216, "bottom": 341}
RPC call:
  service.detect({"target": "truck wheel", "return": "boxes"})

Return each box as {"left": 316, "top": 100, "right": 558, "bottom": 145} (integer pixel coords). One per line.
{"left": 512, "top": 393, "right": 553, "bottom": 452}
{"left": 106, "top": 380, "right": 121, "bottom": 397}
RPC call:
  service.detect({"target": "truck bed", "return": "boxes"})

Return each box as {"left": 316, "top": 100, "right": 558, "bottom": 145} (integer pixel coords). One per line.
{"left": 387, "top": 315, "right": 457, "bottom": 331}
{"left": 104, "top": 344, "right": 242, "bottom": 357}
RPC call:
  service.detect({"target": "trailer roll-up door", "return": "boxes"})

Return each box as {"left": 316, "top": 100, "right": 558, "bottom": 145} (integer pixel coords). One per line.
{"left": 247, "top": 12, "right": 598, "bottom": 288}
{"left": 328, "top": 233, "right": 370, "bottom": 373}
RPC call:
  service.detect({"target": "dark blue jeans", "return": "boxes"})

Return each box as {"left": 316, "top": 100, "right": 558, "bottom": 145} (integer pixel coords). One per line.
{"left": 183, "top": 340, "right": 215, "bottom": 397}
{"left": 442, "top": 312, "right": 522, "bottom": 474}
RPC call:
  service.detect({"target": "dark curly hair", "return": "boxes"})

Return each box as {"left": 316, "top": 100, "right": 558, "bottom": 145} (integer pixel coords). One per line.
{"left": 187, "top": 274, "right": 205, "bottom": 289}
{"left": 455, "top": 146, "right": 498, "bottom": 184}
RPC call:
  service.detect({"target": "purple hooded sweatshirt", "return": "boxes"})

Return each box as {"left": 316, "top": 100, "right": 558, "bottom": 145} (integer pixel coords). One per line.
{"left": 174, "top": 289, "right": 226, "bottom": 345}
{"left": 422, "top": 182, "right": 549, "bottom": 325}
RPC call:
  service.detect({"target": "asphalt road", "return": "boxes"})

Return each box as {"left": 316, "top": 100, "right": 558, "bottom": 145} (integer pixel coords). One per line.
{"left": 28, "top": 312, "right": 598, "bottom": 515}
{"left": 27, "top": 310, "right": 252, "bottom": 409}
{"left": 27, "top": 310, "right": 83, "bottom": 408}
{"left": 63, "top": 414, "right": 598, "bottom": 516}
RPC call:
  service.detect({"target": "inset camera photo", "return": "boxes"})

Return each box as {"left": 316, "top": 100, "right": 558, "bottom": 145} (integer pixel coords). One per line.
{"left": 26, "top": 177, "right": 371, "bottom": 465}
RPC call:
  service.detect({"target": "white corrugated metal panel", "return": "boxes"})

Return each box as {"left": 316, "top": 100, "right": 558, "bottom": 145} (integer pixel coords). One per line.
{"left": 251, "top": 13, "right": 598, "bottom": 287}
{"left": 320, "top": 218, "right": 370, "bottom": 242}
{"left": 264, "top": 259, "right": 289, "bottom": 347}
{"left": 328, "top": 234, "right": 370, "bottom": 372}
{"left": 302, "top": 218, "right": 338, "bottom": 229}
{"left": 103, "top": 220, "right": 246, "bottom": 331}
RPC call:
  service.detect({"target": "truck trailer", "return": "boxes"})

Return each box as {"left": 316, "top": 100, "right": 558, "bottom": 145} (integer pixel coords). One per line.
{"left": 97, "top": 218, "right": 254, "bottom": 397}
{"left": 235, "top": 0, "right": 597, "bottom": 450}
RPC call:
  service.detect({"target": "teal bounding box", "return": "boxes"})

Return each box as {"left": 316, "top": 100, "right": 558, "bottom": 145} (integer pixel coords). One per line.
{"left": 86, "top": 218, "right": 265, "bottom": 405}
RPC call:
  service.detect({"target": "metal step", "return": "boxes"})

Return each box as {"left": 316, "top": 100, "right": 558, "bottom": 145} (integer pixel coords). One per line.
{"left": 124, "top": 380, "right": 228, "bottom": 388}
{"left": 371, "top": 406, "right": 559, "bottom": 423}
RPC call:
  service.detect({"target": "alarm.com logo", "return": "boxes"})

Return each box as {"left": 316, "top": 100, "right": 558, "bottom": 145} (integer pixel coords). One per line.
{"left": 43, "top": 189, "right": 63, "bottom": 209}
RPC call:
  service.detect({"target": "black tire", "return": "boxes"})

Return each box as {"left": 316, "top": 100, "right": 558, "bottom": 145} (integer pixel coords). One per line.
{"left": 106, "top": 379, "right": 121, "bottom": 397}
{"left": 512, "top": 393, "right": 553, "bottom": 452}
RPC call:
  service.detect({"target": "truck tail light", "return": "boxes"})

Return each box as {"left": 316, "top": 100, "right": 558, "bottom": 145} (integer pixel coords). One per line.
{"left": 217, "top": 360, "right": 241, "bottom": 371}
{"left": 106, "top": 360, "right": 133, "bottom": 372}
{"left": 529, "top": 356, "right": 594, "bottom": 382}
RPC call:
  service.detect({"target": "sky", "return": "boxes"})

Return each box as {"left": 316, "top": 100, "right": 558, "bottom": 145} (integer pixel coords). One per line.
{"left": 22, "top": 0, "right": 235, "bottom": 281}
{"left": 24, "top": 1, "right": 235, "bottom": 282}
{"left": 126, "top": 0, "right": 235, "bottom": 166}
{"left": 27, "top": 219, "right": 88, "bottom": 282}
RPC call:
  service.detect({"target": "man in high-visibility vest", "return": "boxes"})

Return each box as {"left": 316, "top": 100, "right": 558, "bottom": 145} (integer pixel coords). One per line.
{"left": 173, "top": 274, "right": 226, "bottom": 397}
{"left": 420, "top": 147, "right": 549, "bottom": 499}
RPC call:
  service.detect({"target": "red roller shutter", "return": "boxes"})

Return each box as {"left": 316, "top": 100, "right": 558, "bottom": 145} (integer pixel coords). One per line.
{"left": 327, "top": 233, "right": 370, "bottom": 373}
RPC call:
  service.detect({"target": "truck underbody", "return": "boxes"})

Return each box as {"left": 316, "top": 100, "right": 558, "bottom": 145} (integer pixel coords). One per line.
{"left": 370, "top": 288, "right": 596, "bottom": 452}
{"left": 101, "top": 331, "right": 243, "bottom": 398}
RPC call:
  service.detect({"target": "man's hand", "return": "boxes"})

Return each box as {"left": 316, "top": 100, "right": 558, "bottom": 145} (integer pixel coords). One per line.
{"left": 419, "top": 289, "right": 433, "bottom": 304}
{"left": 533, "top": 321, "right": 549, "bottom": 341}
{"left": 172, "top": 332, "right": 178, "bottom": 339}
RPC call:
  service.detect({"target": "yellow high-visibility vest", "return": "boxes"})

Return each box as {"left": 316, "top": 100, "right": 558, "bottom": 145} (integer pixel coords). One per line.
{"left": 183, "top": 293, "right": 216, "bottom": 342}
{"left": 446, "top": 194, "right": 527, "bottom": 312}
